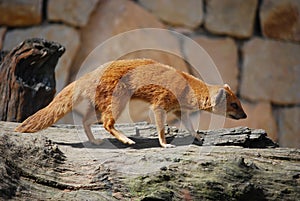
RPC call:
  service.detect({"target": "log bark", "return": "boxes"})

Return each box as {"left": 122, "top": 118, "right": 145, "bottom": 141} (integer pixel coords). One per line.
{"left": 0, "top": 38, "right": 65, "bottom": 122}
{"left": 1, "top": 121, "right": 299, "bottom": 200}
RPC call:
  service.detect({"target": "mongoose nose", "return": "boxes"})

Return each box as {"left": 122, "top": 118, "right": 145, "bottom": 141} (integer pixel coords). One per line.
{"left": 242, "top": 113, "right": 247, "bottom": 119}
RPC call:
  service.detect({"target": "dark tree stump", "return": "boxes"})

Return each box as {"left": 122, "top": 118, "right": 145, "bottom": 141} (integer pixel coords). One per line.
{"left": 0, "top": 38, "right": 65, "bottom": 122}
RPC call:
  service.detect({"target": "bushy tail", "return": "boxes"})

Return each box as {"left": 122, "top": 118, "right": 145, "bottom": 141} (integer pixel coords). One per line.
{"left": 15, "top": 82, "right": 80, "bottom": 133}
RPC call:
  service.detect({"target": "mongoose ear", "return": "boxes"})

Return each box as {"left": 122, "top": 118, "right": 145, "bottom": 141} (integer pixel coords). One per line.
{"left": 211, "top": 88, "right": 226, "bottom": 107}
{"left": 224, "top": 84, "right": 231, "bottom": 90}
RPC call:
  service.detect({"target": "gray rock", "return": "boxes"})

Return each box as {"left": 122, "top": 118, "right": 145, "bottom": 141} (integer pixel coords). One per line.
{"left": 276, "top": 106, "right": 300, "bottom": 148}
{"left": 138, "top": 0, "right": 203, "bottom": 29}
{"left": 241, "top": 38, "right": 300, "bottom": 104}
{"left": 186, "top": 36, "right": 239, "bottom": 92}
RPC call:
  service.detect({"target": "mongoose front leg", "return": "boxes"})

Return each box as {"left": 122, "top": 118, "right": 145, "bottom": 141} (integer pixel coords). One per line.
{"left": 153, "top": 107, "right": 175, "bottom": 148}
{"left": 174, "top": 111, "right": 204, "bottom": 143}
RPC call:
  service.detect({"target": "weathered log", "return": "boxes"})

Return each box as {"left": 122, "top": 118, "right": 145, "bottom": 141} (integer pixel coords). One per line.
{"left": 1, "top": 121, "right": 299, "bottom": 200}
{"left": 0, "top": 38, "right": 65, "bottom": 122}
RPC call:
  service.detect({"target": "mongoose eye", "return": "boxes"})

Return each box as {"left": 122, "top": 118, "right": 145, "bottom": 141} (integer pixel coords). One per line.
{"left": 231, "top": 103, "right": 239, "bottom": 109}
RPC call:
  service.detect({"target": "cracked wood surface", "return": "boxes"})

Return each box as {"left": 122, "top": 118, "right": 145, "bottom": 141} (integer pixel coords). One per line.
{"left": 0, "top": 121, "right": 299, "bottom": 200}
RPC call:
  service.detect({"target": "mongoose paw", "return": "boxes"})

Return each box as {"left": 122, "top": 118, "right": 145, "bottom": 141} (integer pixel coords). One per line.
{"left": 90, "top": 139, "right": 104, "bottom": 145}
{"left": 161, "top": 143, "right": 176, "bottom": 148}
{"left": 124, "top": 138, "right": 136, "bottom": 145}
{"left": 193, "top": 134, "right": 204, "bottom": 146}
{"left": 193, "top": 134, "right": 204, "bottom": 142}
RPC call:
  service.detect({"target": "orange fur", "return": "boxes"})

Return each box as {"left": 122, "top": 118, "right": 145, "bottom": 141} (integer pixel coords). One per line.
{"left": 15, "top": 59, "right": 246, "bottom": 148}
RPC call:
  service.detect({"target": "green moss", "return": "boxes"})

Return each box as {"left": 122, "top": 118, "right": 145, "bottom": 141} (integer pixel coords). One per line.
{"left": 125, "top": 157, "right": 298, "bottom": 200}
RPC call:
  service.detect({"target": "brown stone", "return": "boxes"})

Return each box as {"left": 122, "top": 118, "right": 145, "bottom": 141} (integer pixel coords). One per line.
{"left": 188, "top": 36, "right": 239, "bottom": 92}
{"left": 48, "top": 0, "right": 99, "bottom": 27}
{"left": 70, "top": 0, "right": 190, "bottom": 80}
{"left": 138, "top": 0, "right": 203, "bottom": 29}
{"left": 241, "top": 38, "right": 300, "bottom": 104}
{"left": 204, "top": 0, "right": 258, "bottom": 38}
{"left": 0, "top": 28, "right": 6, "bottom": 50}
{"left": 70, "top": 0, "right": 160, "bottom": 78}
{"left": 276, "top": 106, "right": 300, "bottom": 148}
{"left": 0, "top": 0, "right": 42, "bottom": 26}
{"left": 260, "top": 0, "right": 300, "bottom": 42}
{"left": 69, "top": 0, "right": 190, "bottom": 80}
{"left": 3, "top": 25, "right": 80, "bottom": 93}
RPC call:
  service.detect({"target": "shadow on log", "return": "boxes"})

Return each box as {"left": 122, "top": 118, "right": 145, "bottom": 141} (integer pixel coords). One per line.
{"left": 0, "top": 38, "right": 65, "bottom": 122}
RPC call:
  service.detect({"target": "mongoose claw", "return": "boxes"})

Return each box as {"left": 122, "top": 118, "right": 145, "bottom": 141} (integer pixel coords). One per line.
{"left": 161, "top": 143, "right": 176, "bottom": 148}
{"left": 193, "top": 134, "right": 204, "bottom": 142}
{"left": 90, "top": 139, "right": 104, "bottom": 145}
{"left": 124, "top": 138, "right": 136, "bottom": 145}
{"left": 193, "top": 134, "right": 204, "bottom": 146}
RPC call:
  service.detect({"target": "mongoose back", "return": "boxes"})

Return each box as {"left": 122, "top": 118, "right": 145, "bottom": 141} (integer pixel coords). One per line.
{"left": 15, "top": 59, "right": 247, "bottom": 148}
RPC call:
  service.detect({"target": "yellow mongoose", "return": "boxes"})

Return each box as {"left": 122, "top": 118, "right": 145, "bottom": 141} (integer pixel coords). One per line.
{"left": 15, "top": 59, "right": 247, "bottom": 148}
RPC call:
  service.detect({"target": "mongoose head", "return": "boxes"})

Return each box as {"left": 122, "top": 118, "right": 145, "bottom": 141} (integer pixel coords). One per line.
{"left": 210, "top": 84, "right": 247, "bottom": 120}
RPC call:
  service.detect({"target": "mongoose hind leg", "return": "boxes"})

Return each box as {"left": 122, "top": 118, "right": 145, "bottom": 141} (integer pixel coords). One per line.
{"left": 102, "top": 114, "right": 135, "bottom": 145}
{"left": 83, "top": 107, "right": 103, "bottom": 145}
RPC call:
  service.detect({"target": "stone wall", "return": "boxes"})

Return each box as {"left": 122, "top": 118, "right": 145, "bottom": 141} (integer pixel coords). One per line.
{"left": 0, "top": 0, "right": 299, "bottom": 148}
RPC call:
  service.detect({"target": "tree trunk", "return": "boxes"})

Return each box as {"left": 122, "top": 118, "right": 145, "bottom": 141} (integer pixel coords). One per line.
{"left": 0, "top": 38, "right": 65, "bottom": 122}
{"left": 1, "top": 121, "right": 299, "bottom": 201}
